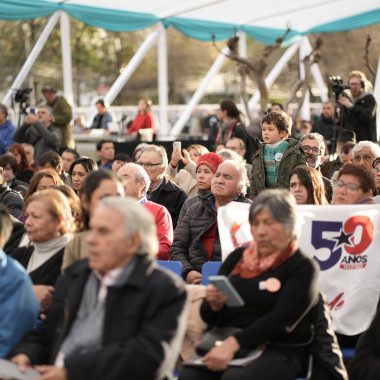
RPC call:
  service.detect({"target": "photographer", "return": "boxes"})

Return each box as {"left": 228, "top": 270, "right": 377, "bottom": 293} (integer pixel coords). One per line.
{"left": 13, "top": 106, "right": 62, "bottom": 160}
{"left": 337, "top": 70, "right": 377, "bottom": 143}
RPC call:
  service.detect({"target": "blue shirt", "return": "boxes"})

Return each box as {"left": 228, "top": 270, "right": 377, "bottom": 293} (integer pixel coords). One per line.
{"left": 0, "top": 249, "right": 40, "bottom": 357}
{"left": 0, "top": 120, "right": 16, "bottom": 155}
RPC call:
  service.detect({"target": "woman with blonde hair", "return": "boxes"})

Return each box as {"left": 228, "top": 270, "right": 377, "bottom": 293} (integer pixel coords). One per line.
{"left": 10, "top": 189, "right": 75, "bottom": 286}
{"left": 167, "top": 144, "right": 209, "bottom": 197}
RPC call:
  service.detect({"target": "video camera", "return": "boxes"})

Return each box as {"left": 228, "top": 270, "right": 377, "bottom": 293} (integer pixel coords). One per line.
{"left": 329, "top": 76, "right": 349, "bottom": 101}
{"left": 13, "top": 87, "right": 32, "bottom": 106}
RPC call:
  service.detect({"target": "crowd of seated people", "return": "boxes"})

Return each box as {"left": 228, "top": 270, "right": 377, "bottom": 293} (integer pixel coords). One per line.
{"left": 1, "top": 92, "right": 380, "bottom": 379}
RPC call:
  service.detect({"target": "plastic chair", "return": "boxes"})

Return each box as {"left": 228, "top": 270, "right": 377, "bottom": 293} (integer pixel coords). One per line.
{"left": 157, "top": 260, "right": 182, "bottom": 277}
{"left": 201, "top": 261, "right": 222, "bottom": 285}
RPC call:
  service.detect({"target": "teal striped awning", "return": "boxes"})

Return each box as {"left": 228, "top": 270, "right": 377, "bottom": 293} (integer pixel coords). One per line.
{"left": 0, "top": 0, "right": 379, "bottom": 44}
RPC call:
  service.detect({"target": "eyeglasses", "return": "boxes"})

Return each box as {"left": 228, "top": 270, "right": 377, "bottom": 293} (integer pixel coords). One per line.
{"left": 373, "top": 168, "right": 380, "bottom": 174}
{"left": 302, "top": 146, "right": 321, "bottom": 155}
{"left": 136, "top": 161, "right": 162, "bottom": 169}
{"left": 333, "top": 179, "right": 362, "bottom": 192}
{"left": 353, "top": 155, "right": 373, "bottom": 162}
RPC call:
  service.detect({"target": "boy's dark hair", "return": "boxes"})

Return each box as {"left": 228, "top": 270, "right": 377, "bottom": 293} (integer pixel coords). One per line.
{"left": 96, "top": 139, "right": 113, "bottom": 152}
{"left": 62, "top": 149, "right": 80, "bottom": 160}
{"left": 0, "top": 155, "right": 18, "bottom": 174}
{"left": 271, "top": 102, "right": 283, "bottom": 110}
{"left": 39, "top": 151, "right": 62, "bottom": 169}
{"left": 262, "top": 111, "right": 292, "bottom": 136}
{"left": 113, "top": 153, "right": 132, "bottom": 163}
{"left": 96, "top": 99, "right": 106, "bottom": 108}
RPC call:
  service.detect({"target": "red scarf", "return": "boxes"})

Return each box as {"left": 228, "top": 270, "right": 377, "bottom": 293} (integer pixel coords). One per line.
{"left": 231, "top": 241, "right": 298, "bottom": 279}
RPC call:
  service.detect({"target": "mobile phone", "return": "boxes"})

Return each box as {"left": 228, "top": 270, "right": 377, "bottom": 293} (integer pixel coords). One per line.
{"left": 173, "top": 141, "right": 181, "bottom": 152}
{"left": 29, "top": 108, "right": 35, "bottom": 115}
{"left": 209, "top": 275, "right": 245, "bottom": 307}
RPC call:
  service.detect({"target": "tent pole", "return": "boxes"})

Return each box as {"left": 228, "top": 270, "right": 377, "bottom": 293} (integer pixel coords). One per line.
{"left": 158, "top": 23, "right": 169, "bottom": 136}
{"left": 170, "top": 46, "right": 230, "bottom": 138}
{"left": 248, "top": 40, "right": 301, "bottom": 109}
{"left": 304, "top": 36, "right": 328, "bottom": 103}
{"left": 299, "top": 36, "right": 310, "bottom": 121}
{"left": 374, "top": 56, "right": 380, "bottom": 141}
{"left": 59, "top": 11, "right": 74, "bottom": 105}
{"left": 3, "top": 12, "right": 60, "bottom": 106}
{"left": 104, "top": 28, "right": 161, "bottom": 105}
{"left": 238, "top": 31, "right": 248, "bottom": 119}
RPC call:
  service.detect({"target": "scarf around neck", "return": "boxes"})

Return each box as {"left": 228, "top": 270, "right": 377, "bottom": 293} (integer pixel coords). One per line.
{"left": 231, "top": 240, "right": 298, "bottom": 279}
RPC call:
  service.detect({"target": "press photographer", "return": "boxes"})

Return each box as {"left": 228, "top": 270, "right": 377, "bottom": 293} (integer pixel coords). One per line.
{"left": 13, "top": 106, "right": 62, "bottom": 160}
{"left": 336, "top": 70, "right": 377, "bottom": 143}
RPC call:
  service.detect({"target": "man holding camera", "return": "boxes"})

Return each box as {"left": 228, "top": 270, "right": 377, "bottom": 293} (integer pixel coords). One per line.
{"left": 13, "top": 106, "right": 62, "bottom": 160}
{"left": 337, "top": 70, "right": 377, "bottom": 143}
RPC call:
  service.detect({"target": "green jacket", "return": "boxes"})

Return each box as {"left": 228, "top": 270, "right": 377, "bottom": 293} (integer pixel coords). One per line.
{"left": 249, "top": 138, "right": 306, "bottom": 199}
{"left": 52, "top": 96, "right": 74, "bottom": 149}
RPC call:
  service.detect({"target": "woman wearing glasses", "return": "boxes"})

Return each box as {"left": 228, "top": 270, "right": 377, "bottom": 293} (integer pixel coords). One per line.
{"left": 332, "top": 163, "right": 376, "bottom": 205}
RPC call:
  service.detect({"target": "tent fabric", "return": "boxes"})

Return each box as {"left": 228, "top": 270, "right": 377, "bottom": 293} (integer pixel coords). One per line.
{"left": 0, "top": 0, "right": 379, "bottom": 44}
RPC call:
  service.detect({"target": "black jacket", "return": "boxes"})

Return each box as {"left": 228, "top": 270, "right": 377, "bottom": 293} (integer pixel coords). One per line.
{"left": 0, "top": 184, "right": 24, "bottom": 218}
{"left": 201, "top": 247, "right": 347, "bottom": 379}
{"left": 13, "top": 121, "right": 62, "bottom": 160}
{"left": 10, "top": 246, "right": 64, "bottom": 286}
{"left": 10, "top": 255, "right": 188, "bottom": 380}
{"left": 349, "top": 306, "right": 380, "bottom": 380}
{"left": 170, "top": 195, "right": 251, "bottom": 278}
{"left": 342, "top": 92, "right": 377, "bottom": 143}
{"left": 3, "top": 214, "right": 25, "bottom": 254}
{"left": 148, "top": 176, "right": 187, "bottom": 229}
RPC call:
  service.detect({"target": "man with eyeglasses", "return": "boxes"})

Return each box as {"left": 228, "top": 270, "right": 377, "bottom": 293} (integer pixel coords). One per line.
{"left": 225, "top": 137, "right": 252, "bottom": 180}
{"left": 351, "top": 140, "right": 380, "bottom": 171}
{"left": 137, "top": 145, "right": 187, "bottom": 229}
{"left": 13, "top": 106, "right": 62, "bottom": 160}
{"left": 337, "top": 70, "right": 377, "bottom": 143}
{"left": 300, "top": 133, "right": 333, "bottom": 202}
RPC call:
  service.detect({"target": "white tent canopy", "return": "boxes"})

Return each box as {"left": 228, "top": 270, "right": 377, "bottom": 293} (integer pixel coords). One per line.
{"left": 2, "top": 0, "right": 379, "bottom": 43}
{"left": 1, "top": 0, "right": 379, "bottom": 136}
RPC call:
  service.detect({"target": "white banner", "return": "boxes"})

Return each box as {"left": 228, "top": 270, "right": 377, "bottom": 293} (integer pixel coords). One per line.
{"left": 218, "top": 202, "right": 380, "bottom": 335}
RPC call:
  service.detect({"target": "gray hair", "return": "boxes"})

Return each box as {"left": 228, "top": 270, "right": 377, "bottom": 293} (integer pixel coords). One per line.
{"left": 123, "top": 162, "right": 151, "bottom": 195}
{"left": 352, "top": 140, "right": 380, "bottom": 158}
{"left": 249, "top": 189, "right": 299, "bottom": 241}
{"left": 141, "top": 145, "right": 168, "bottom": 169}
{"left": 300, "top": 133, "right": 325, "bottom": 156}
{"left": 39, "top": 105, "right": 55, "bottom": 122}
{"left": 217, "top": 160, "right": 248, "bottom": 196}
{"left": 217, "top": 148, "right": 244, "bottom": 163}
{"left": 22, "top": 143, "right": 35, "bottom": 155}
{"left": 100, "top": 196, "right": 158, "bottom": 257}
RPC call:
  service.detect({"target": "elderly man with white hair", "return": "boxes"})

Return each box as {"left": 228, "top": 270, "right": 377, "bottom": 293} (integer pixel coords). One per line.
{"left": 137, "top": 145, "right": 187, "bottom": 229}
{"left": 351, "top": 140, "right": 380, "bottom": 170}
{"left": 171, "top": 160, "right": 252, "bottom": 284}
{"left": 10, "top": 197, "right": 187, "bottom": 380}
{"left": 118, "top": 162, "right": 173, "bottom": 260}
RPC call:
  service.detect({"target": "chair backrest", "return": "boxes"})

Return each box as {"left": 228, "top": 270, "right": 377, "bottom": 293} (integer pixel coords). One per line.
{"left": 201, "top": 261, "right": 222, "bottom": 285}
{"left": 157, "top": 260, "right": 182, "bottom": 277}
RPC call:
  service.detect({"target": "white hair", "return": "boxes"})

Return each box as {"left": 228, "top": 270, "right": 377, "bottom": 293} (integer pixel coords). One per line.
{"left": 122, "top": 162, "right": 151, "bottom": 195}
{"left": 100, "top": 196, "right": 158, "bottom": 257}
{"left": 352, "top": 141, "right": 380, "bottom": 158}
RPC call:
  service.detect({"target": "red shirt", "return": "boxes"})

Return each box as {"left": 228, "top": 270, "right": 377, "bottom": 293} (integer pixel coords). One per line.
{"left": 128, "top": 113, "right": 155, "bottom": 134}
{"left": 144, "top": 201, "right": 173, "bottom": 260}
